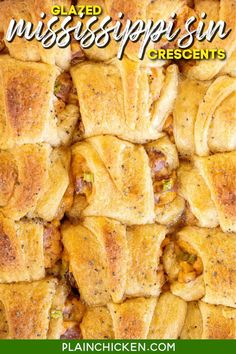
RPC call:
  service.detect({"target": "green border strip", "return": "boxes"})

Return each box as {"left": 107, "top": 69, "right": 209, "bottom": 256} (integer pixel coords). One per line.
{"left": 0, "top": 340, "right": 235, "bottom": 354}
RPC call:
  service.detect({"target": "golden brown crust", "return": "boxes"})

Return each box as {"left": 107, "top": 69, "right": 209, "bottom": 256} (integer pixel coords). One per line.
{"left": 0, "top": 278, "right": 63, "bottom": 339}
{"left": 182, "top": 0, "right": 236, "bottom": 80}
{"left": 174, "top": 75, "right": 236, "bottom": 158}
{"left": 81, "top": 307, "right": 114, "bottom": 339}
{"left": 62, "top": 217, "right": 127, "bottom": 306}
{"left": 70, "top": 61, "right": 178, "bottom": 143}
{"left": 196, "top": 152, "right": 236, "bottom": 232}
{"left": 177, "top": 226, "right": 236, "bottom": 308}
{"left": 71, "top": 136, "right": 155, "bottom": 225}
{"left": 148, "top": 292, "right": 187, "bottom": 339}
{"left": 0, "top": 0, "right": 71, "bottom": 69}
{"left": 62, "top": 217, "right": 167, "bottom": 305}
{"left": 126, "top": 224, "right": 167, "bottom": 297}
{"left": 0, "top": 56, "right": 67, "bottom": 148}
{"left": 108, "top": 297, "right": 156, "bottom": 339}
{"left": 0, "top": 144, "right": 70, "bottom": 221}
{"left": 181, "top": 301, "right": 236, "bottom": 339}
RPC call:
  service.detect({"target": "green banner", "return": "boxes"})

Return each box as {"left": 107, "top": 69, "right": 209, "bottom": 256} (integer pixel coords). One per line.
{"left": 0, "top": 340, "right": 235, "bottom": 354}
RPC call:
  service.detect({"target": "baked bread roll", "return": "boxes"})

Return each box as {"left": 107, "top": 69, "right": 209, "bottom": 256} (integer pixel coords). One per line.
{"left": 0, "top": 278, "right": 67, "bottom": 339}
{"left": 0, "top": 214, "right": 62, "bottom": 283}
{"left": 0, "top": 56, "right": 79, "bottom": 149}
{"left": 178, "top": 152, "right": 236, "bottom": 232}
{"left": 80, "top": 292, "right": 187, "bottom": 339}
{"left": 62, "top": 217, "right": 167, "bottom": 306}
{"left": 70, "top": 135, "right": 184, "bottom": 225}
{"left": 163, "top": 226, "right": 236, "bottom": 308}
{"left": 71, "top": 60, "right": 178, "bottom": 143}
{"left": 0, "top": 0, "right": 71, "bottom": 69}
{"left": 0, "top": 144, "right": 71, "bottom": 221}
{"left": 174, "top": 75, "right": 236, "bottom": 158}
{"left": 181, "top": 301, "right": 236, "bottom": 339}
{"left": 70, "top": 135, "right": 155, "bottom": 225}
{"left": 181, "top": 0, "right": 236, "bottom": 80}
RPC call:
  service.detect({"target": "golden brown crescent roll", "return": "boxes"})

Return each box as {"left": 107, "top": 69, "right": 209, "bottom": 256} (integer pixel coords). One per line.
{"left": 0, "top": 214, "right": 44, "bottom": 283}
{"left": 181, "top": 0, "right": 236, "bottom": 80}
{"left": 174, "top": 75, "right": 236, "bottom": 158}
{"left": 163, "top": 226, "right": 236, "bottom": 308}
{"left": 0, "top": 214, "right": 62, "bottom": 283}
{"left": 62, "top": 217, "right": 167, "bottom": 306}
{"left": 70, "top": 60, "right": 178, "bottom": 143}
{"left": 81, "top": 292, "right": 187, "bottom": 339}
{"left": 178, "top": 152, "right": 236, "bottom": 232}
{"left": 195, "top": 152, "right": 236, "bottom": 232}
{"left": 70, "top": 135, "right": 184, "bottom": 226}
{"left": 0, "top": 278, "right": 67, "bottom": 339}
{"left": 70, "top": 135, "right": 155, "bottom": 225}
{"left": 80, "top": 307, "right": 114, "bottom": 339}
{"left": 148, "top": 292, "right": 187, "bottom": 339}
{"left": 181, "top": 301, "right": 236, "bottom": 339}
{"left": 0, "top": 0, "right": 71, "bottom": 69}
{"left": 108, "top": 297, "right": 157, "bottom": 339}
{"left": 0, "top": 144, "right": 71, "bottom": 221}
{"left": 0, "top": 56, "right": 79, "bottom": 149}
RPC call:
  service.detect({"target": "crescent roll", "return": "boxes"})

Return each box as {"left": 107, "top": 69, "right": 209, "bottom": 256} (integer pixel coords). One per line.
{"left": 0, "top": 214, "right": 62, "bottom": 283}
{"left": 0, "top": 0, "right": 71, "bottom": 70}
{"left": 181, "top": 301, "right": 236, "bottom": 339}
{"left": 81, "top": 293, "right": 187, "bottom": 339}
{"left": 70, "top": 135, "right": 184, "bottom": 226}
{"left": 181, "top": 0, "right": 236, "bottom": 80}
{"left": 0, "top": 56, "right": 79, "bottom": 149}
{"left": 70, "top": 60, "right": 178, "bottom": 143}
{"left": 163, "top": 226, "right": 236, "bottom": 308}
{"left": 62, "top": 217, "right": 167, "bottom": 306}
{"left": 174, "top": 75, "right": 236, "bottom": 158}
{"left": 70, "top": 135, "right": 155, "bottom": 225}
{"left": 0, "top": 278, "right": 67, "bottom": 339}
{"left": 0, "top": 144, "right": 71, "bottom": 221}
{"left": 178, "top": 152, "right": 236, "bottom": 232}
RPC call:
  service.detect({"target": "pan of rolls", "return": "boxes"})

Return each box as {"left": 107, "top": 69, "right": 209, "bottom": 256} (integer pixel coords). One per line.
{"left": 0, "top": 0, "right": 235, "bottom": 339}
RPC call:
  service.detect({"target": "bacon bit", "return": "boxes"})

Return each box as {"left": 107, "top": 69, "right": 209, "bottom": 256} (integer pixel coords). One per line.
{"left": 43, "top": 225, "right": 62, "bottom": 268}
{"left": 71, "top": 40, "right": 85, "bottom": 65}
{"left": 147, "top": 149, "right": 170, "bottom": 180}
{"left": 75, "top": 176, "right": 92, "bottom": 195}
{"left": 60, "top": 325, "right": 82, "bottom": 339}
{"left": 54, "top": 73, "right": 73, "bottom": 103}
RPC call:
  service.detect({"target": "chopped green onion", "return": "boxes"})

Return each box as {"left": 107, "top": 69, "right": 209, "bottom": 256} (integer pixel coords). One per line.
{"left": 188, "top": 254, "right": 197, "bottom": 264}
{"left": 50, "top": 310, "right": 63, "bottom": 319}
{"left": 83, "top": 172, "right": 94, "bottom": 183}
{"left": 163, "top": 179, "right": 173, "bottom": 192}
{"left": 178, "top": 251, "right": 190, "bottom": 262}
{"left": 54, "top": 82, "right": 61, "bottom": 96}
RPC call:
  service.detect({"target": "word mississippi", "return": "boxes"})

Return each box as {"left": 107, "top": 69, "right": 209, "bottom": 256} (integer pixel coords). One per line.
{"left": 5, "top": 12, "right": 231, "bottom": 60}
